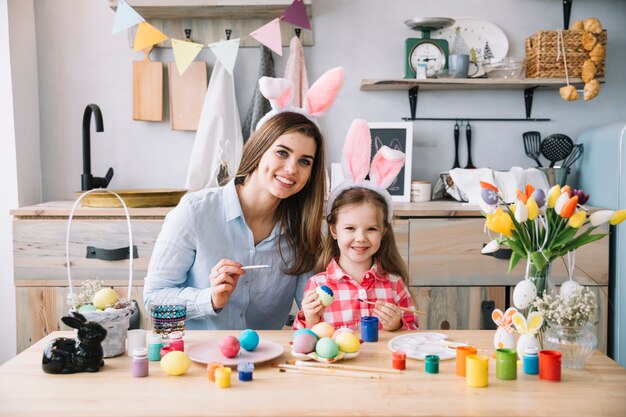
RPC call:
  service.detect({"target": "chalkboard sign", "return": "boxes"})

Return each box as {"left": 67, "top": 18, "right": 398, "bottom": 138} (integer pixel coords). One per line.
{"left": 368, "top": 122, "right": 413, "bottom": 202}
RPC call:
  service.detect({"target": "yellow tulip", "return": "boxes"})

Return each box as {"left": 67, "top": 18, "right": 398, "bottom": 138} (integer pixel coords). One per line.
{"left": 526, "top": 197, "right": 539, "bottom": 220}
{"left": 568, "top": 211, "right": 587, "bottom": 228}
{"left": 548, "top": 185, "right": 561, "bottom": 208}
{"left": 610, "top": 210, "right": 626, "bottom": 225}
{"left": 486, "top": 208, "right": 514, "bottom": 237}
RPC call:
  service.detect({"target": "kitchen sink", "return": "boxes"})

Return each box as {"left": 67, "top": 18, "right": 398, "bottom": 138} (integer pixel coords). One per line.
{"left": 75, "top": 189, "right": 187, "bottom": 208}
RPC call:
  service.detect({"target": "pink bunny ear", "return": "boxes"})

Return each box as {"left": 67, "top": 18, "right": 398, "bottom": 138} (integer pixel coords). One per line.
{"left": 303, "top": 67, "right": 344, "bottom": 117}
{"left": 369, "top": 146, "right": 405, "bottom": 190}
{"left": 259, "top": 77, "right": 294, "bottom": 110}
{"left": 341, "top": 119, "right": 371, "bottom": 182}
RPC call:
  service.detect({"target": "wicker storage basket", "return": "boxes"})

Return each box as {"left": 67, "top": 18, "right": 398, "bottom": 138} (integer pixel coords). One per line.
{"left": 525, "top": 30, "right": 607, "bottom": 78}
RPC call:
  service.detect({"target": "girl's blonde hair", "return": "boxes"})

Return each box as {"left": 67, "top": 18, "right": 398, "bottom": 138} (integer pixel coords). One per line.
{"left": 236, "top": 112, "right": 325, "bottom": 275}
{"left": 316, "top": 187, "right": 409, "bottom": 283}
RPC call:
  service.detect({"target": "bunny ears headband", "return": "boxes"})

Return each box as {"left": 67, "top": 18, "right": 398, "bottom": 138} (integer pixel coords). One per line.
{"left": 327, "top": 119, "right": 406, "bottom": 222}
{"left": 255, "top": 67, "right": 345, "bottom": 130}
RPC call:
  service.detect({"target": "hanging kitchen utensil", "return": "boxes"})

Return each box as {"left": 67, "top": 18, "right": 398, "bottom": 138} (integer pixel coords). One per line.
{"left": 563, "top": 143, "right": 584, "bottom": 169}
{"left": 540, "top": 133, "right": 574, "bottom": 167}
{"left": 168, "top": 61, "right": 207, "bottom": 131}
{"left": 465, "top": 121, "right": 475, "bottom": 169}
{"left": 452, "top": 120, "right": 461, "bottom": 169}
{"left": 133, "top": 46, "right": 163, "bottom": 121}
{"left": 522, "top": 131, "right": 543, "bottom": 167}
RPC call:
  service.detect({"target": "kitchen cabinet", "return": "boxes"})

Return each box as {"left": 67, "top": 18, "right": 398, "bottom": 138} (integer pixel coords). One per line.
{"left": 11, "top": 200, "right": 609, "bottom": 353}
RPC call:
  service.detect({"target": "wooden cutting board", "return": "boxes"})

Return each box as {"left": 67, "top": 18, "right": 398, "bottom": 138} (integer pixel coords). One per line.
{"left": 168, "top": 61, "right": 207, "bottom": 131}
{"left": 132, "top": 47, "right": 163, "bottom": 121}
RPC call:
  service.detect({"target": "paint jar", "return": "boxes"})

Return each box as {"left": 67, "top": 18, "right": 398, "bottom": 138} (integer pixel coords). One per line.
{"left": 425, "top": 355, "right": 439, "bottom": 374}
{"left": 466, "top": 354, "right": 489, "bottom": 387}
{"left": 169, "top": 331, "right": 184, "bottom": 351}
{"left": 496, "top": 348, "right": 517, "bottom": 380}
{"left": 207, "top": 362, "right": 223, "bottom": 382}
{"left": 131, "top": 347, "right": 149, "bottom": 378}
{"left": 523, "top": 346, "right": 539, "bottom": 375}
{"left": 539, "top": 350, "right": 562, "bottom": 382}
{"left": 392, "top": 351, "right": 406, "bottom": 370}
{"left": 238, "top": 362, "right": 254, "bottom": 381}
{"left": 361, "top": 316, "right": 379, "bottom": 342}
{"left": 147, "top": 333, "right": 162, "bottom": 361}
{"left": 456, "top": 346, "right": 477, "bottom": 377}
{"left": 214, "top": 366, "right": 232, "bottom": 388}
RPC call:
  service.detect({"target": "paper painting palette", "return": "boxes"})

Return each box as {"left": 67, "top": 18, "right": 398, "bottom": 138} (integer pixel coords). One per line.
{"left": 388, "top": 332, "right": 467, "bottom": 360}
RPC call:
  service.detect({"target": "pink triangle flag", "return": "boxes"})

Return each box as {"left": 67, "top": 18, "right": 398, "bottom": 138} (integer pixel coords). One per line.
{"left": 250, "top": 18, "right": 282, "bottom": 56}
{"left": 282, "top": 0, "right": 311, "bottom": 30}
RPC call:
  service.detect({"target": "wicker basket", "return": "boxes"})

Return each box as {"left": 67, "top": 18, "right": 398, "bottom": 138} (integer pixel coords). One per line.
{"left": 525, "top": 30, "right": 607, "bottom": 78}
{"left": 66, "top": 189, "right": 135, "bottom": 358}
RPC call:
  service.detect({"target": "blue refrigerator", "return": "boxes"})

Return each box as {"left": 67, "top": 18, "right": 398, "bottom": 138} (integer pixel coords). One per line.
{"left": 577, "top": 121, "right": 626, "bottom": 366}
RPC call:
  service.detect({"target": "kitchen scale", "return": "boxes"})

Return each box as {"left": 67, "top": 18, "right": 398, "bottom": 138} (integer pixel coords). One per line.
{"left": 404, "top": 17, "right": 455, "bottom": 78}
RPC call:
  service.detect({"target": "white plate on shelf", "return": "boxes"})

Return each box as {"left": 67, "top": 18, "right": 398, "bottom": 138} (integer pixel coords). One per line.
{"left": 387, "top": 332, "right": 468, "bottom": 360}
{"left": 432, "top": 17, "right": 509, "bottom": 78}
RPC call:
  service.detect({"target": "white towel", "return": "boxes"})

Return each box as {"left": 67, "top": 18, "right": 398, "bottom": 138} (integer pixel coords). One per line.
{"left": 283, "top": 35, "right": 309, "bottom": 107}
{"left": 185, "top": 60, "right": 243, "bottom": 191}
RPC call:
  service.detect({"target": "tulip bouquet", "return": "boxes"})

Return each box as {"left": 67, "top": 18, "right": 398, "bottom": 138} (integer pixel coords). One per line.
{"left": 480, "top": 182, "right": 625, "bottom": 274}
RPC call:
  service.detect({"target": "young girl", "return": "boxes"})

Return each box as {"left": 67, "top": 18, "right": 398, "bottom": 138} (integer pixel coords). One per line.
{"left": 293, "top": 119, "right": 418, "bottom": 331}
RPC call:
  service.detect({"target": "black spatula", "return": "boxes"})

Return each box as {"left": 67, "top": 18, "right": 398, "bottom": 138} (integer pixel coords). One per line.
{"left": 541, "top": 134, "right": 574, "bottom": 167}
{"left": 465, "top": 121, "right": 475, "bottom": 168}
{"left": 452, "top": 121, "right": 460, "bottom": 169}
{"left": 523, "top": 131, "right": 542, "bottom": 167}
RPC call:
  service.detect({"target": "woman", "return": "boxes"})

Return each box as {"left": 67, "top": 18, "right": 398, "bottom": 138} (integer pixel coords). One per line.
{"left": 143, "top": 112, "right": 327, "bottom": 330}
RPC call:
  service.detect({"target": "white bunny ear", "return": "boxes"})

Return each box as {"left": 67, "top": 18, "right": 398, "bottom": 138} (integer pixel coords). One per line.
{"left": 259, "top": 77, "right": 294, "bottom": 110}
{"left": 341, "top": 119, "right": 371, "bottom": 182}
{"left": 369, "top": 146, "right": 405, "bottom": 190}
{"left": 303, "top": 67, "right": 344, "bottom": 117}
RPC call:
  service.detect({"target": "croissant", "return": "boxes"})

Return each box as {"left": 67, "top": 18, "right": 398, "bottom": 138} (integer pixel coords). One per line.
{"left": 581, "top": 32, "right": 597, "bottom": 51}
{"left": 582, "top": 59, "right": 597, "bottom": 83}
{"left": 589, "top": 43, "right": 605, "bottom": 65}
{"left": 560, "top": 85, "right": 579, "bottom": 101}
{"left": 570, "top": 20, "right": 584, "bottom": 30}
{"left": 583, "top": 18, "right": 603, "bottom": 34}
{"left": 583, "top": 79, "right": 600, "bottom": 101}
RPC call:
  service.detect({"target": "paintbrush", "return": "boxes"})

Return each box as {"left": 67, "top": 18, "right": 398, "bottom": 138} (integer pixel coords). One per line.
{"left": 273, "top": 363, "right": 381, "bottom": 379}
{"left": 288, "top": 359, "right": 401, "bottom": 374}
{"left": 241, "top": 264, "right": 271, "bottom": 270}
{"left": 357, "top": 298, "right": 425, "bottom": 315}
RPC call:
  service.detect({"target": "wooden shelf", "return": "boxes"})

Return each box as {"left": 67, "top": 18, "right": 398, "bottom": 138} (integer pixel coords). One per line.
{"left": 360, "top": 77, "right": 599, "bottom": 91}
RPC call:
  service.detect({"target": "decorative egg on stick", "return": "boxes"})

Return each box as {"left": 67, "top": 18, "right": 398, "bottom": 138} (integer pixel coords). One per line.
{"left": 513, "top": 279, "right": 537, "bottom": 310}
{"left": 316, "top": 285, "right": 335, "bottom": 307}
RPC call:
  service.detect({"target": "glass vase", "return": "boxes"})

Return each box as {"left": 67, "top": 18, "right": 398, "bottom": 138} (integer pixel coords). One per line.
{"left": 543, "top": 322, "right": 597, "bottom": 369}
{"left": 529, "top": 262, "right": 556, "bottom": 299}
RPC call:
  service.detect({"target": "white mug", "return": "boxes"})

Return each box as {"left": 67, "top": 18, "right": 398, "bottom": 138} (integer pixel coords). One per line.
{"left": 126, "top": 329, "right": 147, "bottom": 356}
{"left": 411, "top": 181, "right": 431, "bottom": 202}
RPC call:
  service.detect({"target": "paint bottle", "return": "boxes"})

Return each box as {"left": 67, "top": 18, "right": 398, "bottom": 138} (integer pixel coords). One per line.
{"left": 170, "top": 331, "right": 184, "bottom": 351}
{"left": 523, "top": 346, "right": 539, "bottom": 375}
{"left": 466, "top": 354, "right": 489, "bottom": 387}
{"left": 539, "top": 350, "right": 562, "bottom": 382}
{"left": 147, "top": 333, "right": 162, "bottom": 361}
{"left": 131, "top": 348, "right": 149, "bottom": 378}
{"left": 238, "top": 362, "right": 254, "bottom": 381}
{"left": 425, "top": 355, "right": 439, "bottom": 374}
{"left": 496, "top": 348, "right": 517, "bottom": 380}
{"left": 456, "top": 346, "right": 477, "bottom": 377}
{"left": 215, "top": 366, "right": 232, "bottom": 388}
{"left": 392, "top": 351, "right": 406, "bottom": 370}
{"left": 361, "top": 316, "right": 379, "bottom": 342}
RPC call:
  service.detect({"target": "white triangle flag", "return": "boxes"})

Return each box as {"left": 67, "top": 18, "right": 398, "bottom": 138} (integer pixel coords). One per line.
{"left": 208, "top": 38, "right": 241, "bottom": 74}
{"left": 111, "top": 0, "right": 145, "bottom": 34}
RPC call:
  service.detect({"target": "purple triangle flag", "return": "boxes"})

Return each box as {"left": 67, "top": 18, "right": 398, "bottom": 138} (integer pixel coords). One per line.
{"left": 282, "top": 0, "right": 311, "bottom": 30}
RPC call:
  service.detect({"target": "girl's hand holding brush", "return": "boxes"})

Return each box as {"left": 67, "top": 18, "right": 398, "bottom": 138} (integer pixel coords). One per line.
{"left": 373, "top": 301, "right": 402, "bottom": 331}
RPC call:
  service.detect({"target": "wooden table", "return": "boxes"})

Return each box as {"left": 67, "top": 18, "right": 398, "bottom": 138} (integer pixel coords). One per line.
{"left": 1, "top": 330, "right": 625, "bottom": 417}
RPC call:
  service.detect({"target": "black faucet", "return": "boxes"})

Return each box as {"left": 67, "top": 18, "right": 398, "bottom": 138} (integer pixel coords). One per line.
{"left": 82, "top": 104, "right": 113, "bottom": 191}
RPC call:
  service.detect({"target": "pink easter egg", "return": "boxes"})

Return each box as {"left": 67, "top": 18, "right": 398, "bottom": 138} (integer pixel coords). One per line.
{"left": 293, "top": 332, "right": 317, "bottom": 354}
{"left": 219, "top": 336, "right": 240, "bottom": 358}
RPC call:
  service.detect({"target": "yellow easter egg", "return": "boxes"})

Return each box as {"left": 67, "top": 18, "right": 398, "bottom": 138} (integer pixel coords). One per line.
{"left": 92, "top": 288, "right": 119, "bottom": 310}
{"left": 335, "top": 332, "right": 360, "bottom": 353}
{"left": 160, "top": 351, "right": 191, "bottom": 376}
{"left": 311, "top": 322, "right": 335, "bottom": 339}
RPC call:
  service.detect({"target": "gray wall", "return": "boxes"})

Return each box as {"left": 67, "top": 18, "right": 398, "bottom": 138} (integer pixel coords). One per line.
{"left": 32, "top": 0, "right": 626, "bottom": 201}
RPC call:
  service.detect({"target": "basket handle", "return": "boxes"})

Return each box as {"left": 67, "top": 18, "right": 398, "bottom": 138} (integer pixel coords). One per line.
{"left": 67, "top": 189, "right": 134, "bottom": 311}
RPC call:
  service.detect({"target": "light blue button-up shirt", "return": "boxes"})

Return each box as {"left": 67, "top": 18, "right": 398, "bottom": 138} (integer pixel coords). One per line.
{"left": 143, "top": 180, "right": 309, "bottom": 330}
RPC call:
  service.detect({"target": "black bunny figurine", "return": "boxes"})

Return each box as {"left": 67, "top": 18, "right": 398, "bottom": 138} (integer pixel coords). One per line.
{"left": 42, "top": 312, "right": 107, "bottom": 374}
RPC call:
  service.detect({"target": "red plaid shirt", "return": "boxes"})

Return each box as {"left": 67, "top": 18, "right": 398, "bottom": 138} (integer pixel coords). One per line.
{"left": 293, "top": 258, "right": 418, "bottom": 330}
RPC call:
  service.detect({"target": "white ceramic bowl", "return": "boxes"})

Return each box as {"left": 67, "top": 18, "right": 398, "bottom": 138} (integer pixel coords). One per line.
{"left": 483, "top": 57, "right": 525, "bottom": 79}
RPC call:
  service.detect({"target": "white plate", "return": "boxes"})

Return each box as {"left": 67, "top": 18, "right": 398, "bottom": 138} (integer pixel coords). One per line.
{"left": 187, "top": 339, "right": 284, "bottom": 366}
{"left": 432, "top": 17, "right": 509, "bottom": 77}
{"left": 387, "top": 332, "right": 468, "bottom": 360}
{"left": 291, "top": 348, "right": 360, "bottom": 363}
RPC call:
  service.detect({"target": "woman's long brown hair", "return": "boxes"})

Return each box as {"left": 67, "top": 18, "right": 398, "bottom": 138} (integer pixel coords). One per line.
{"left": 235, "top": 112, "right": 326, "bottom": 275}
{"left": 316, "top": 188, "right": 409, "bottom": 284}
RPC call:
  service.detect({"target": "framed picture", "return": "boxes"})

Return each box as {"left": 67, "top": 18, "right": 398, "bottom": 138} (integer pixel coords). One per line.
{"left": 367, "top": 122, "right": 413, "bottom": 202}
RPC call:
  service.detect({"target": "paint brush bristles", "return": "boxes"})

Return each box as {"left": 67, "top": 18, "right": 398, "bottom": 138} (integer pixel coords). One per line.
{"left": 357, "top": 298, "right": 425, "bottom": 315}
{"left": 273, "top": 363, "right": 380, "bottom": 379}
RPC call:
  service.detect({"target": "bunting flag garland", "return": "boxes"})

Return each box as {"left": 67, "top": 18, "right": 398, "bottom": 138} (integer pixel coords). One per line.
{"left": 172, "top": 39, "right": 205, "bottom": 76}
{"left": 250, "top": 18, "right": 283, "bottom": 56}
{"left": 133, "top": 22, "right": 169, "bottom": 51}
{"left": 111, "top": 0, "right": 144, "bottom": 35}
{"left": 282, "top": 0, "right": 311, "bottom": 30}
{"left": 208, "top": 38, "right": 241, "bottom": 75}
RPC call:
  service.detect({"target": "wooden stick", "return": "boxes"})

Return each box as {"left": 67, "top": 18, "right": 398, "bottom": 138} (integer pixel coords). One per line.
{"left": 273, "top": 363, "right": 381, "bottom": 379}
{"left": 241, "top": 264, "right": 271, "bottom": 270}
{"left": 289, "top": 360, "right": 401, "bottom": 374}
{"left": 357, "top": 298, "right": 425, "bottom": 315}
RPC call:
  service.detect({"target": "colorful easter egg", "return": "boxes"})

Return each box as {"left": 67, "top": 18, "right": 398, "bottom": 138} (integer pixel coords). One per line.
{"left": 311, "top": 322, "right": 335, "bottom": 339}
{"left": 160, "top": 351, "right": 191, "bottom": 376}
{"left": 239, "top": 329, "right": 259, "bottom": 351}
{"left": 92, "top": 288, "right": 119, "bottom": 310}
{"left": 293, "top": 332, "right": 317, "bottom": 354}
{"left": 315, "top": 337, "right": 339, "bottom": 358}
{"left": 294, "top": 328, "right": 319, "bottom": 341}
{"left": 78, "top": 304, "right": 97, "bottom": 313}
{"left": 316, "top": 285, "right": 335, "bottom": 307}
{"left": 559, "top": 280, "right": 582, "bottom": 300}
{"left": 331, "top": 327, "right": 354, "bottom": 340}
{"left": 335, "top": 332, "right": 360, "bottom": 353}
{"left": 513, "top": 280, "right": 537, "bottom": 310}
{"left": 219, "top": 336, "right": 240, "bottom": 358}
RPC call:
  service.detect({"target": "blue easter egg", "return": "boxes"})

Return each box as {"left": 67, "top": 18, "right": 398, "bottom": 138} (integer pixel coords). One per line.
{"left": 239, "top": 329, "right": 260, "bottom": 351}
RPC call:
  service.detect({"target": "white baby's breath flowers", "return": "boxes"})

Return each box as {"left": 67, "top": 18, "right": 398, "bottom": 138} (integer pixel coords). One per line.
{"left": 66, "top": 279, "right": 103, "bottom": 308}
{"left": 532, "top": 287, "right": 597, "bottom": 327}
